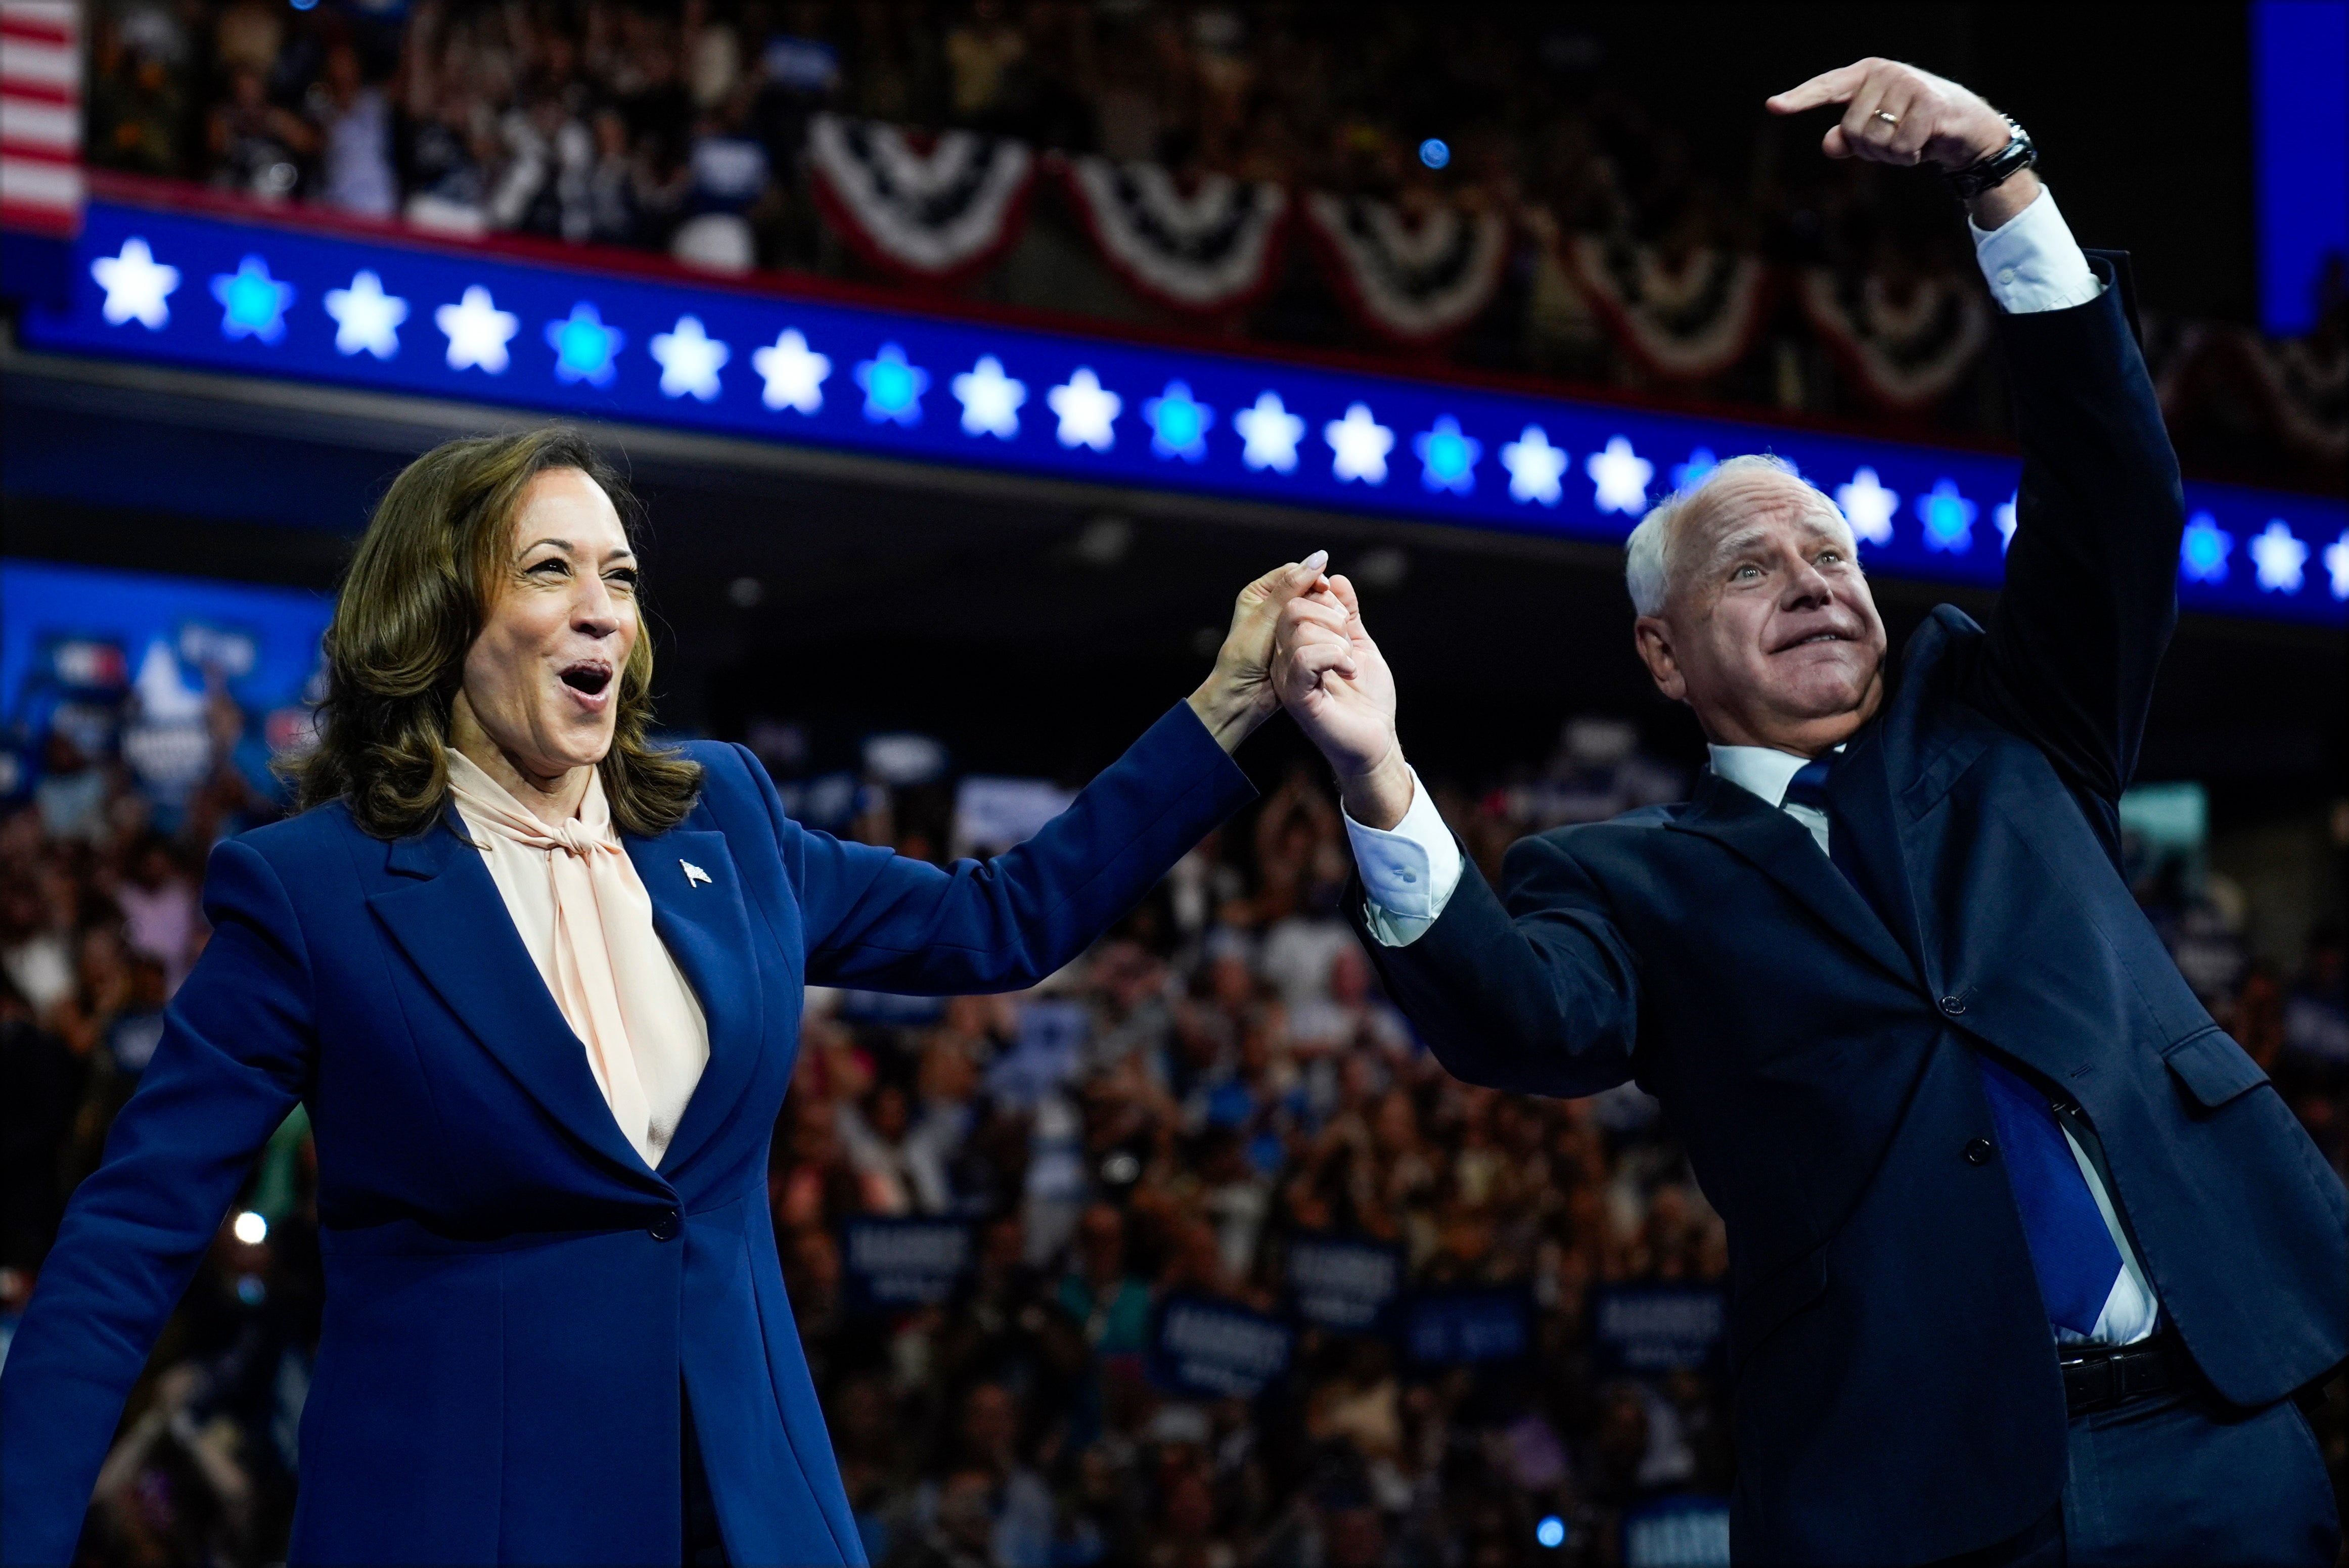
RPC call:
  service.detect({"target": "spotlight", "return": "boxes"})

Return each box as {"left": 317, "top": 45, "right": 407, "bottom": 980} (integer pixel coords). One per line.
{"left": 1418, "top": 139, "right": 1451, "bottom": 170}
{"left": 233, "top": 1210, "right": 268, "bottom": 1245}
{"left": 1534, "top": 1515, "right": 1567, "bottom": 1549}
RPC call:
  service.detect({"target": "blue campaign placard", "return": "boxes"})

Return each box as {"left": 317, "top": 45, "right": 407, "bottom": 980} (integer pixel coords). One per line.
{"left": 1286, "top": 1232, "right": 1406, "bottom": 1333}
{"left": 1150, "top": 1293, "right": 1294, "bottom": 1398}
{"left": 1621, "top": 1496, "right": 1732, "bottom": 1568}
{"left": 1592, "top": 1285, "right": 1728, "bottom": 1374}
{"left": 838, "top": 1216, "right": 975, "bottom": 1311}
{"left": 1, "top": 559, "right": 331, "bottom": 808}
{"left": 1403, "top": 1287, "right": 1533, "bottom": 1366}
{"left": 22, "top": 196, "right": 2344, "bottom": 629}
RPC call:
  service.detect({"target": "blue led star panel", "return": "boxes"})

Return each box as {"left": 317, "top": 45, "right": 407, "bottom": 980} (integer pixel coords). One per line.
{"left": 23, "top": 198, "right": 2348, "bottom": 627}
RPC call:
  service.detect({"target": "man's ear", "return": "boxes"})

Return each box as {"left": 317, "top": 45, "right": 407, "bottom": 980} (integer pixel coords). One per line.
{"left": 1633, "top": 615, "right": 1687, "bottom": 704}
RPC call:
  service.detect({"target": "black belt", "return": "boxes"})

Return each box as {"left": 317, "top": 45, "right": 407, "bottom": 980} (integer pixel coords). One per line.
{"left": 2061, "top": 1333, "right": 2183, "bottom": 1416}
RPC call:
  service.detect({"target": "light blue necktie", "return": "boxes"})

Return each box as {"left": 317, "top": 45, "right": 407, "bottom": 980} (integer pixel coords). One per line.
{"left": 1785, "top": 752, "right": 2124, "bottom": 1335}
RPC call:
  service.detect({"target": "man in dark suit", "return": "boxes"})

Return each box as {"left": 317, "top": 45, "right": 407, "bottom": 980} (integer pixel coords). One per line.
{"left": 1271, "top": 58, "right": 2346, "bottom": 1566}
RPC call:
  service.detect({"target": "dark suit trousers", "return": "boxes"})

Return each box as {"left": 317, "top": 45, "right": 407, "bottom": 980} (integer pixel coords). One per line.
{"left": 1938, "top": 1383, "right": 2338, "bottom": 1566}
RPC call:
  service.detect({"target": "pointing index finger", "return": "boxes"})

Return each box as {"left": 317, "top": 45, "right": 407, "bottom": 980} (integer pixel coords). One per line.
{"left": 1767, "top": 62, "right": 1869, "bottom": 115}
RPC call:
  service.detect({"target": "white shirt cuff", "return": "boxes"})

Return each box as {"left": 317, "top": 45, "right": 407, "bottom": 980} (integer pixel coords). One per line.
{"left": 1969, "top": 183, "right": 2103, "bottom": 314}
{"left": 1343, "top": 768, "right": 1463, "bottom": 947}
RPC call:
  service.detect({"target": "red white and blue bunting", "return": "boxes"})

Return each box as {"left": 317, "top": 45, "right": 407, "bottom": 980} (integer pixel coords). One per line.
{"left": 806, "top": 114, "right": 1034, "bottom": 284}
{"left": 1301, "top": 194, "right": 1511, "bottom": 345}
{"left": 1559, "top": 229, "right": 1772, "bottom": 381}
{"left": 1798, "top": 267, "right": 1989, "bottom": 413}
{"left": 2232, "top": 331, "right": 2346, "bottom": 463}
{"left": 1054, "top": 156, "right": 1288, "bottom": 315}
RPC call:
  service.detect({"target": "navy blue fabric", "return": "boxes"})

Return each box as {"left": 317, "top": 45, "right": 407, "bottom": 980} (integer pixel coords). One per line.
{"left": 0, "top": 703, "right": 1254, "bottom": 1566}
{"left": 1929, "top": 1381, "right": 2340, "bottom": 1568}
{"left": 1351, "top": 258, "right": 2349, "bottom": 1564}
{"left": 1974, "top": 1054, "right": 2124, "bottom": 1335}
{"left": 1782, "top": 755, "right": 1833, "bottom": 814}
{"left": 2055, "top": 1386, "right": 2338, "bottom": 1565}
{"left": 1798, "top": 753, "right": 2127, "bottom": 1341}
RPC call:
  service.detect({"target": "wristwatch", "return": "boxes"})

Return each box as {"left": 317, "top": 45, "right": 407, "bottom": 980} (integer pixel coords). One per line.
{"left": 1944, "top": 116, "right": 2036, "bottom": 200}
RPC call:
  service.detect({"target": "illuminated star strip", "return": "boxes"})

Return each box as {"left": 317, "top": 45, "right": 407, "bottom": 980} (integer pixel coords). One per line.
{"left": 47, "top": 216, "right": 2344, "bottom": 629}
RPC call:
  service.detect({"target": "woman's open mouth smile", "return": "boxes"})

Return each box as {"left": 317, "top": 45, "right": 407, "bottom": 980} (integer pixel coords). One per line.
{"left": 557, "top": 660, "right": 614, "bottom": 712}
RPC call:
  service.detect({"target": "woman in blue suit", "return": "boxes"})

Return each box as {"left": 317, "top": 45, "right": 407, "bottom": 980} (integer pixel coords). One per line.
{"left": 0, "top": 427, "right": 1322, "bottom": 1565}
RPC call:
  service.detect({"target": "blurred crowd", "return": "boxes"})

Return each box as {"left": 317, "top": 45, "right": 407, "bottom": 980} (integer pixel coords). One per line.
{"left": 4, "top": 679, "right": 2344, "bottom": 1566}
{"left": 78, "top": 1, "right": 2348, "bottom": 481}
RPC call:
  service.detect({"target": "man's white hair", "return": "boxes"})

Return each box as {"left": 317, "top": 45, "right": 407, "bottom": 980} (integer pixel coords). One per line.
{"left": 1623, "top": 453, "right": 1847, "bottom": 616}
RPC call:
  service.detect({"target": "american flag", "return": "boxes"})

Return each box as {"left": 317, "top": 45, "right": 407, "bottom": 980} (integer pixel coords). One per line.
{"left": 1, "top": 0, "right": 81, "bottom": 237}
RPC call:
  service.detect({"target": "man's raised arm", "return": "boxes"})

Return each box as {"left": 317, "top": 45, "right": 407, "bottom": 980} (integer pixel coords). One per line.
{"left": 1769, "top": 60, "right": 2186, "bottom": 807}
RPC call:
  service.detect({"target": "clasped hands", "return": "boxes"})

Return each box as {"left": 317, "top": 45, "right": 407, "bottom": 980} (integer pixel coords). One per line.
{"left": 1184, "top": 552, "right": 1411, "bottom": 828}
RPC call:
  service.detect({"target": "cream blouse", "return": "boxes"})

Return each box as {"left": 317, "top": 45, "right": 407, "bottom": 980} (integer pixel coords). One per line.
{"left": 444, "top": 748, "right": 709, "bottom": 1167}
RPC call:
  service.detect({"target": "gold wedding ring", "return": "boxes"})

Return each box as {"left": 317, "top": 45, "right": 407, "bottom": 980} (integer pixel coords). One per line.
{"left": 1873, "top": 110, "right": 1901, "bottom": 126}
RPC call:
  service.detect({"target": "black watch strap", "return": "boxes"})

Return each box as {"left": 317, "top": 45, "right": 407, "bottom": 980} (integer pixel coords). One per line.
{"left": 1944, "top": 116, "right": 2037, "bottom": 201}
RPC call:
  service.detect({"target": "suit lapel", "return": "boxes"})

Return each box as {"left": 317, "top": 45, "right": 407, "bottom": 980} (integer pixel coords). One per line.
{"left": 624, "top": 829, "right": 764, "bottom": 1177}
{"left": 1667, "top": 770, "right": 1919, "bottom": 986}
{"left": 1821, "top": 725, "right": 1929, "bottom": 970}
{"left": 368, "top": 810, "right": 659, "bottom": 1184}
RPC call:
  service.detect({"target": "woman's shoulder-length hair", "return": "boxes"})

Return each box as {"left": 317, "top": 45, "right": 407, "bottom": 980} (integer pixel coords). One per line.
{"left": 279, "top": 425, "right": 702, "bottom": 840}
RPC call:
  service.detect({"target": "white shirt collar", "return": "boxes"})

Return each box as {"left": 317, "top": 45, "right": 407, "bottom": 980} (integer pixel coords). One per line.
{"left": 1706, "top": 744, "right": 1836, "bottom": 810}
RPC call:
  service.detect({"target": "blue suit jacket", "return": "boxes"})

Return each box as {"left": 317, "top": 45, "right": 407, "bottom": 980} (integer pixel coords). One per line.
{"left": 1352, "top": 260, "right": 2349, "bottom": 1563}
{"left": 0, "top": 702, "right": 1254, "bottom": 1566}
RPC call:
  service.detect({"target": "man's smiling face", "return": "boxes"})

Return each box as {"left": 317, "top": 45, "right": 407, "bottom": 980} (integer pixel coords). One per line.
{"left": 1633, "top": 466, "right": 1889, "bottom": 755}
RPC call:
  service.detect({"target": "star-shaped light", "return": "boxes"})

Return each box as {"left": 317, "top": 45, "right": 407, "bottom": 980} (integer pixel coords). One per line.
{"left": 1048, "top": 368, "right": 1122, "bottom": 451}
{"left": 1144, "top": 381, "right": 1214, "bottom": 462}
{"left": 649, "top": 315, "right": 730, "bottom": 401}
{"left": 1670, "top": 447, "right": 1718, "bottom": 491}
{"left": 1324, "top": 403, "right": 1394, "bottom": 485}
{"left": 1834, "top": 468, "right": 1899, "bottom": 546}
{"left": 1413, "top": 416, "right": 1481, "bottom": 494}
{"left": 92, "top": 237, "right": 179, "bottom": 329}
{"left": 1995, "top": 493, "right": 2018, "bottom": 552}
{"left": 324, "top": 270, "right": 408, "bottom": 359}
{"left": 1585, "top": 436, "right": 1652, "bottom": 515}
{"left": 546, "top": 302, "right": 624, "bottom": 387}
{"left": 1917, "top": 478, "right": 1977, "bottom": 554}
{"left": 855, "top": 342, "right": 928, "bottom": 425}
{"left": 2326, "top": 531, "right": 2349, "bottom": 602}
{"left": 952, "top": 355, "right": 1026, "bottom": 438}
{"left": 210, "top": 255, "right": 294, "bottom": 344}
{"left": 1500, "top": 426, "right": 1568, "bottom": 505}
{"left": 436, "top": 286, "right": 520, "bottom": 374}
{"left": 1234, "top": 392, "right": 1304, "bottom": 473}
{"left": 2248, "top": 520, "right": 2308, "bottom": 593}
{"left": 439, "top": 286, "right": 521, "bottom": 375}
{"left": 2178, "top": 512, "right": 2231, "bottom": 584}
{"left": 753, "top": 329, "right": 830, "bottom": 414}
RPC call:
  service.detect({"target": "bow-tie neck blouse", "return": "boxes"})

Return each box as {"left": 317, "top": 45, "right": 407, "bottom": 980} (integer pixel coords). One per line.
{"left": 442, "top": 748, "right": 709, "bottom": 1166}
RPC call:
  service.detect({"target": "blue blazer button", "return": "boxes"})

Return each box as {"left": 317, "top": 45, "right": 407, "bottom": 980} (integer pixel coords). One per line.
{"left": 649, "top": 1208, "right": 681, "bottom": 1241}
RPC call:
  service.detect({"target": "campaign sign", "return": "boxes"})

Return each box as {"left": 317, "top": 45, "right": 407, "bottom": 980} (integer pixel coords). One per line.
{"left": 1403, "top": 1287, "right": 1532, "bottom": 1365}
{"left": 840, "top": 1217, "right": 974, "bottom": 1310}
{"left": 0, "top": 560, "right": 330, "bottom": 812}
{"left": 1151, "top": 1293, "right": 1294, "bottom": 1398}
{"left": 1621, "top": 1496, "right": 1732, "bottom": 1567}
{"left": 1286, "top": 1233, "right": 1405, "bottom": 1333}
{"left": 1592, "top": 1285, "right": 1727, "bottom": 1374}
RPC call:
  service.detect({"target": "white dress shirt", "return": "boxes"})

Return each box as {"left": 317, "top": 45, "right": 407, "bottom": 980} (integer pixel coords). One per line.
{"left": 1344, "top": 186, "right": 2158, "bottom": 1344}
